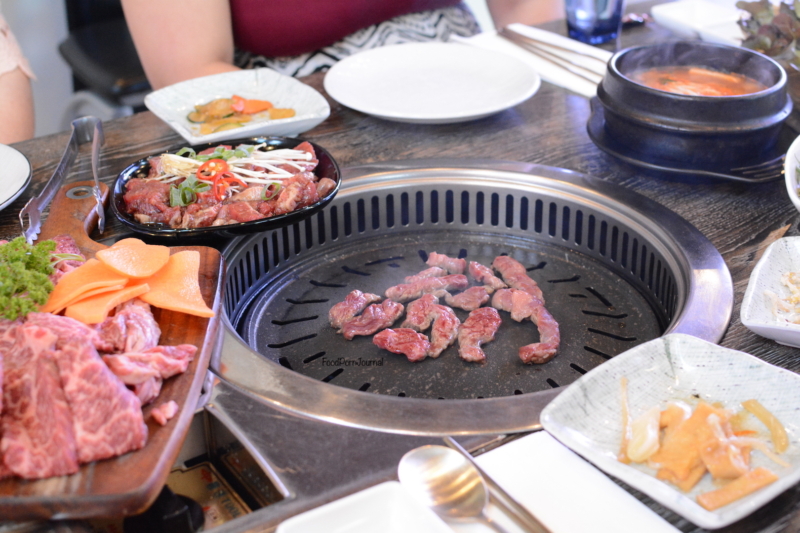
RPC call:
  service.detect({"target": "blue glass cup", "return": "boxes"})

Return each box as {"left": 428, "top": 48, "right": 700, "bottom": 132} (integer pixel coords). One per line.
{"left": 565, "top": 0, "right": 624, "bottom": 44}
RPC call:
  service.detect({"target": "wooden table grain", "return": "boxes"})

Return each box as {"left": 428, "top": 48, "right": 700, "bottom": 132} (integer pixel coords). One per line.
{"left": 3, "top": 12, "right": 800, "bottom": 532}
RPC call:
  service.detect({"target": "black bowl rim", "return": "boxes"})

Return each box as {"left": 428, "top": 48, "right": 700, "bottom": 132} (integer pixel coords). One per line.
{"left": 111, "top": 136, "right": 341, "bottom": 240}
{"left": 608, "top": 41, "right": 788, "bottom": 101}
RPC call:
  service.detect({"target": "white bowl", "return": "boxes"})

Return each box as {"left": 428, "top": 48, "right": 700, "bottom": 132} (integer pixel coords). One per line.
{"left": 541, "top": 333, "right": 800, "bottom": 530}
{"left": 741, "top": 236, "right": 800, "bottom": 347}
{"left": 144, "top": 68, "right": 330, "bottom": 145}
{"left": 784, "top": 134, "right": 800, "bottom": 213}
{"left": 275, "top": 481, "right": 451, "bottom": 533}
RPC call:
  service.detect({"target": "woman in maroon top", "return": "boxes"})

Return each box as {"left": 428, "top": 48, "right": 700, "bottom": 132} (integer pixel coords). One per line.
{"left": 121, "top": 0, "right": 560, "bottom": 88}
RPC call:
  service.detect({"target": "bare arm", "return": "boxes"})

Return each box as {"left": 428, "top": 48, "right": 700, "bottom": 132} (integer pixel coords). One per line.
{"left": 120, "top": 0, "right": 240, "bottom": 89}
{"left": 0, "top": 67, "right": 33, "bottom": 144}
{"left": 485, "top": 0, "right": 565, "bottom": 28}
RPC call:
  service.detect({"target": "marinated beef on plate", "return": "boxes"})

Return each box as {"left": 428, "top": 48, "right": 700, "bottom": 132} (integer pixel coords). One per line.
{"left": 0, "top": 236, "right": 198, "bottom": 480}
{"left": 122, "top": 141, "right": 336, "bottom": 229}
{"left": 328, "top": 253, "right": 561, "bottom": 364}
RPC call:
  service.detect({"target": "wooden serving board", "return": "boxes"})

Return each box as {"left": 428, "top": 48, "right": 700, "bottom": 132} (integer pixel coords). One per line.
{"left": 0, "top": 180, "right": 225, "bottom": 520}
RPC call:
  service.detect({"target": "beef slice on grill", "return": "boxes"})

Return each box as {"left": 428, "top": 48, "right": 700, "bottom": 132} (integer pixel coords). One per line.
{"left": 1, "top": 324, "right": 80, "bottom": 479}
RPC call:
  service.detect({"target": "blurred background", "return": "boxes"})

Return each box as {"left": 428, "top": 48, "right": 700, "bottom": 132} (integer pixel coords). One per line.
{"left": 0, "top": 0, "right": 496, "bottom": 138}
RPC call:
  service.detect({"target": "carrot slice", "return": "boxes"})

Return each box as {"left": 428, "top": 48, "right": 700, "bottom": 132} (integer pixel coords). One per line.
{"left": 41, "top": 258, "right": 130, "bottom": 314}
{"left": 59, "top": 283, "right": 127, "bottom": 309}
{"left": 96, "top": 238, "right": 170, "bottom": 278}
{"left": 236, "top": 95, "right": 273, "bottom": 114}
{"left": 696, "top": 467, "right": 778, "bottom": 510}
{"left": 65, "top": 283, "right": 150, "bottom": 324}
{"left": 138, "top": 250, "right": 215, "bottom": 318}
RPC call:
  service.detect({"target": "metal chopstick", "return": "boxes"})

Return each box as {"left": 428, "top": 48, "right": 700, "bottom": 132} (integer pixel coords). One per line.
{"left": 443, "top": 436, "right": 552, "bottom": 533}
{"left": 497, "top": 30, "right": 603, "bottom": 85}
{"left": 498, "top": 29, "right": 603, "bottom": 85}
{"left": 499, "top": 26, "right": 609, "bottom": 65}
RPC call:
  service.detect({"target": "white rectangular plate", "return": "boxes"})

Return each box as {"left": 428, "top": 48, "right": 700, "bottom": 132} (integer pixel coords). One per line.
{"left": 276, "top": 481, "right": 451, "bottom": 533}
{"left": 541, "top": 333, "right": 800, "bottom": 529}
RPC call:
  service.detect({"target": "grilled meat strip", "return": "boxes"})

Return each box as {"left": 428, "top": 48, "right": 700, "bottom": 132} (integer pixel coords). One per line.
{"left": 373, "top": 328, "right": 431, "bottom": 362}
{"left": 457, "top": 307, "right": 502, "bottom": 363}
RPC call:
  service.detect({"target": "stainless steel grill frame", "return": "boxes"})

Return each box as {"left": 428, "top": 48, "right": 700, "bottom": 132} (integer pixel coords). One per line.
{"left": 212, "top": 160, "right": 732, "bottom": 436}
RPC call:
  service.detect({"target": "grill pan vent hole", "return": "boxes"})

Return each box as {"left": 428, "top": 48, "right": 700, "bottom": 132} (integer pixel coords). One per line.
{"left": 278, "top": 357, "right": 292, "bottom": 370}
{"left": 550, "top": 275, "right": 579, "bottom": 283}
{"left": 548, "top": 201, "right": 557, "bottom": 236}
{"left": 534, "top": 198, "right": 543, "bottom": 233}
{"left": 446, "top": 191, "right": 455, "bottom": 223}
{"left": 322, "top": 369, "right": 344, "bottom": 382}
{"left": 584, "top": 346, "right": 613, "bottom": 359}
{"left": 267, "top": 334, "right": 316, "bottom": 348}
{"left": 386, "top": 194, "right": 395, "bottom": 227}
{"left": 570, "top": 363, "right": 587, "bottom": 374}
{"left": 505, "top": 194, "right": 514, "bottom": 228}
{"left": 303, "top": 352, "right": 325, "bottom": 364}
{"left": 359, "top": 383, "right": 371, "bottom": 392}
{"left": 272, "top": 316, "right": 318, "bottom": 326}
{"left": 586, "top": 287, "right": 613, "bottom": 307}
{"left": 588, "top": 328, "right": 637, "bottom": 342}
{"left": 547, "top": 379, "right": 559, "bottom": 388}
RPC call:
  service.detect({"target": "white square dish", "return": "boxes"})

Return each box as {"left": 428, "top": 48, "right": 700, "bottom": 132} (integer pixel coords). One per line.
{"left": 651, "top": 0, "right": 742, "bottom": 43}
{"left": 783, "top": 134, "right": 800, "bottom": 214}
{"left": 144, "top": 68, "right": 330, "bottom": 145}
{"left": 540, "top": 333, "right": 800, "bottom": 530}
{"left": 275, "top": 481, "right": 452, "bottom": 533}
{"left": 741, "top": 236, "right": 800, "bottom": 347}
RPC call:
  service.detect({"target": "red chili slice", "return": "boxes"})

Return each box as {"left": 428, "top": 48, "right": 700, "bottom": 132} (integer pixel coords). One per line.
{"left": 218, "top": 171, "right": 247, "bottom": 188}
{"left": 197, "top": 158, "right": 229, "bottom": 180}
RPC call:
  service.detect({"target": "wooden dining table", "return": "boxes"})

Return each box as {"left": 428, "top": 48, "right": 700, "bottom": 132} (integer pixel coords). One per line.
{"left": 3, "top": 5, "right": 800, "bottom": 532}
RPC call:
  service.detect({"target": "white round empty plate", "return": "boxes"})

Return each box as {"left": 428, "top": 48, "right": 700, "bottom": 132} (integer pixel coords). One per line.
{"left": 324, "top": 42, "right": 541, "bottom": 124}
{"left": 0, "top": 144, "right": 31, "bottom": 211}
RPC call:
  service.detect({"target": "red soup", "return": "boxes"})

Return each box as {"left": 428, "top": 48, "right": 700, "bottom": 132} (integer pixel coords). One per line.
{"left": 628, "top": 66, "right": 768, "bottom": 96}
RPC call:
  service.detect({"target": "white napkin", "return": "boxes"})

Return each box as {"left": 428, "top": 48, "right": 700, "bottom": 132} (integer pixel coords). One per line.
{"left": 448, "top": 432, "right": 681, "bottom": 533}
{"left": 452, "top": 23, "right": 612, "bottom": 98}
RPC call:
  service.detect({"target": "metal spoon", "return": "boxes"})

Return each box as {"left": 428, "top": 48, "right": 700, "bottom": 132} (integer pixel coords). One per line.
{"left": 398, "top": 444, "right": 511, "bottom": 533}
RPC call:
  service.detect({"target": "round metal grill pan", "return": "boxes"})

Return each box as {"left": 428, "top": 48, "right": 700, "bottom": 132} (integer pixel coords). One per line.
{"left": 235, "top": 232, "right": 663, "bottom": 399}
{"left": 214, "top": 160, "right": 732, "bottom": 435}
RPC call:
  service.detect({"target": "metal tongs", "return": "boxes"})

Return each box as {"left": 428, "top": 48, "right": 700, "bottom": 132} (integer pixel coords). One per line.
{"left": 19, "top": 115, "right": 105, "bottom": 244}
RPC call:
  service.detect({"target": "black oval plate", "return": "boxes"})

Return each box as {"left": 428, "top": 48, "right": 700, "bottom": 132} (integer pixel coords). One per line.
{"left": 112, "top": 136, "right": 341, "bottom": 240}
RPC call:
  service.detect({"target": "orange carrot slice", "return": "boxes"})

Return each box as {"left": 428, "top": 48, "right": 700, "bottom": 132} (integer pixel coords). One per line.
{"left": 696, "top": 467, "right": 778, "bottom": 510}
{"left": 65, "top": 283, "right": 150, "bottom": 324}
{"left": 41, "top": 258, "right": 130, "bottom": 314}
{"left": 96, "top": 238, "right": 170, "bottom": 278}
{"left": 232, "top": 95, "right": 274, "bottom": 114}
{"left": 59, "top": 283, "right": 127, "bottom": 309}
{"left": 138, "top": 250, "right": 215, "bottom": 318}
